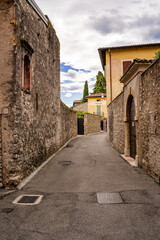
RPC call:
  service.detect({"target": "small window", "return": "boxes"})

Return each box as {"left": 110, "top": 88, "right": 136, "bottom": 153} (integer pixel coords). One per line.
{"left": 35, "top": 93, "right": 38, "bottom": 112}
{"left": 23, "top": 55, "right": 31, "bottom": 92}
{"left": 122, "top": 60, "right": 132, "bottom": 75}
{"left": 97, "top": 99, "right": 101, "bottom": 102}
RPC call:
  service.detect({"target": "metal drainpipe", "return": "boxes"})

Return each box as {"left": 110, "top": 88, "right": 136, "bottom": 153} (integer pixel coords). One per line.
{"left": 108, "top": 49, "right": 112, "bottom": 102}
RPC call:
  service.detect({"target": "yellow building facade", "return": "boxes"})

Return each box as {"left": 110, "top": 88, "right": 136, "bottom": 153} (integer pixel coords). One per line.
{"left": 98, "top": 43, "right": 160, "bottom": 106}
{"left": 86, "top": 93, "right": 107, "bottom": 118}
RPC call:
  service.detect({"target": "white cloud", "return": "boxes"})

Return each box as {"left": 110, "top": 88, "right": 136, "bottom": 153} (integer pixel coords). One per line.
{"left": 36, "top": 0, "right": 160, "bottom": 70}
{"left": 35, "top": 0, "right": 160, "bottom": 105}
{"left": 61, "top": 82, "right": 84, "bottom": 93}
{"left": 61, "top": 68, "right": 96, "bottom": 94}
{"left": 64, "top": 92, "right": 72, "bottom": 97}
{"left": 61, "top": 69, "right": 96, "bottom": 83}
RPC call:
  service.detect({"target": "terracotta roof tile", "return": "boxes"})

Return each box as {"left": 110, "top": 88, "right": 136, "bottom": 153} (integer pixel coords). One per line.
{"left": 120, "top": 58, "right": 154, "bottom": 82}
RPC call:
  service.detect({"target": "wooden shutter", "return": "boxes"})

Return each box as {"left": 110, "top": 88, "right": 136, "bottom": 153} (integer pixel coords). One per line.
{"left": 96, "top": 105, "right": 101, "bottom": 116}
{"left": 123, "top": 61, "right": 132, "bottom": 74}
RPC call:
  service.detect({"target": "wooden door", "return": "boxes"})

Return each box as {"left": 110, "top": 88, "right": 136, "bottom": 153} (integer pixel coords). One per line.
{"left": 129, "top": 97, "right": 136, "bottom": 159}
{"left": 77, "top": 118, "right": 84, "bottom": 135}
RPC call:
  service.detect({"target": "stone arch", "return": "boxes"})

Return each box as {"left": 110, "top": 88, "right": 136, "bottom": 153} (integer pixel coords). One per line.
{"left": 124, "top": 94, "right": 137, "bottom": 159}
{"left": 125, "top": 89, "right": 138, "bottom": 121}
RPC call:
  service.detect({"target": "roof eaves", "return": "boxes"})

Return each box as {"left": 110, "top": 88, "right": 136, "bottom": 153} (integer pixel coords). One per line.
{"left": 98, "top": 42, "right": 160, "bottom": 51}
{"left": 98, "top": 48, "right": 105, "bottom": 70}
{"left": 120, "top": 58, "right": 153, "bottom": 83}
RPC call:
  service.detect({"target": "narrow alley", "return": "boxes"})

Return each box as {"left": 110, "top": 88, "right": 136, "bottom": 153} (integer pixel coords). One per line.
{"left": 0, "top": 133, "right": 160, "bottom": 240}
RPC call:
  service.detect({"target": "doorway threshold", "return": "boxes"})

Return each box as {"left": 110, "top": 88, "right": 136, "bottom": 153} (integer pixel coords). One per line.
{"left": 121, "top": 154, "right": 138, "bottom": 167}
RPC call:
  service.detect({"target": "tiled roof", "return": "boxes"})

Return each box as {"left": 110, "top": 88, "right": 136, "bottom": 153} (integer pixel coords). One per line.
{"left": 85, "top": 93, "right": 106, "bottom": 98}
{"left": 120, "top": 58, "right": 154, "bottom": 82}
{"left": 98, "top": 42, "right": 160, "bottom": 70}
{"left": 98, "top": 42, "right": 160, "bottom": 51}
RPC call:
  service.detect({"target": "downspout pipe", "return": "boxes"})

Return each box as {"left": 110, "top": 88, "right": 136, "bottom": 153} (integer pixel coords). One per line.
{"left": 108, "top": 49, "right": 112, "bottom": 102}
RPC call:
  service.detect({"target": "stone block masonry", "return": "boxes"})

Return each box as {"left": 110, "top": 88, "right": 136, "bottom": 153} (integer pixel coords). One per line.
{"left": 59, "top": 102, "right": 77, "bottom": 147}
{"left": 0, "top": 0, "right": 77, "bottom": 188}
{"left": 139, "top": 59, "right": 160, "bottom": 183}
{"left": 84, "top": 114, "right": 100, "bottom": 135}
{"left": 107, "top": 92, "right": 125, "bottom": 154}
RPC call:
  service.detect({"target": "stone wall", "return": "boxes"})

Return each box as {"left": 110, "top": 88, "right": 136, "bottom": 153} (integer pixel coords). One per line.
{"left": 84, "top": 114, "right": 100, "bottom": 135}
{"left": 0, "top": 0, "right": 77, "bottom": 188}
{"left": 0, "top": 115, "right": 2, "bottom": 187}
{"left": 139, "top": 59, "right": 160, "bottom": 183}
{"left": 59, "top": 101, "right": 77, "bottom": 147}
{"left": 107, "top": 92, "right": 125, "bottom": 153}
{"left": 103, "top": 119, "right": 107, "bottom": 131}
{"left": 73, "top": 102, "right": 88, "bottom": 112}
{"left": 0, "top": 0, "right": 16, "bottom": 188}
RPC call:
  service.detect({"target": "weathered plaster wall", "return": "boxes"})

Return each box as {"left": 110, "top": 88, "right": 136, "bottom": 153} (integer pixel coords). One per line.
{"left": 88, "top": 98, "right": 107, "bottom": 118}
{"left": 107, "top": 92, "right": 124, "bottom": 153}
{"left": 139, "top": 59, "right": 160, "bottom": 183}
{"left": 84, "top": 114, "right": 100, "bottom": 135}
{"left": 0, "top": 0, "right": 77, "bottom": 188}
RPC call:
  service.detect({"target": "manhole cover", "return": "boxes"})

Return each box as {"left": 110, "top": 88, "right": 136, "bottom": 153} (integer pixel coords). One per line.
{"left": 12, "top": 195, "right": 43, "bottom": 205}
{"left": 97, "top": 192, "right": 123, "bottom": 204}
{"left": 59, "top": 161, "right": 72, "bottom": 166}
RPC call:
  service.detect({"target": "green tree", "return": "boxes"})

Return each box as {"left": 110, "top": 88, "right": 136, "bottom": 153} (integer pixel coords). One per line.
{"left": 93, "top": 71, "right": 106, "bottom": 94}
{"left": 82, "top": 80, "right": 89, "bottom": 103}
{"left": 154, "top": 50, "right": 160, "bottom": 59}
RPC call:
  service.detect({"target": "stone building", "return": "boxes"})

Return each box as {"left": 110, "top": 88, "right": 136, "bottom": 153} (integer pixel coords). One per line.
{"left": 0, "top": 0, "right": 77, "bottom": 188}
{"left": 120, "top": 59, "right": 153, "bottom": 162}
{"left": 85, "top": 93, "right": 107, "bottom": 118}
{"left": 107, "top": 58, "right": 160, "bottom": 183}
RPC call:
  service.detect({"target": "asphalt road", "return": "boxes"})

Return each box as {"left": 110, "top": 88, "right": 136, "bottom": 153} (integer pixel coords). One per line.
{"left": 0, "top": 132, "right": 160, "bottom": 240}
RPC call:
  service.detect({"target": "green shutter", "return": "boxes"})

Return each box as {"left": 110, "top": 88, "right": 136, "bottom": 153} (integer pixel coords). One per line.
{"left": 96, "top": 105, "right": 101, "bottom": 116}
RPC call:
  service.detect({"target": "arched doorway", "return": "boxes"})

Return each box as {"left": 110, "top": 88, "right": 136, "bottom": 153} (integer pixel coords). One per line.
{"left": 128, "top": 95, "right": 136, "bottom": 159}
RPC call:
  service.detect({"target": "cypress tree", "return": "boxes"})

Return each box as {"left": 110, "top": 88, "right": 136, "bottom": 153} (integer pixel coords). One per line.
{"left": 82, "top": 80, "right": 89, "bottom": 103}
{"left": 93, "top": 71, "right": 106, "bottom": 94}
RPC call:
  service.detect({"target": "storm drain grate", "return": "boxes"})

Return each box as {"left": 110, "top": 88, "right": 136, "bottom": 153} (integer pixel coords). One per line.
{"left": 12, "top": 195, "right": 43, "bottom": 205}
{"left": 97, "top": 192, "right": 123, "bottom": 204}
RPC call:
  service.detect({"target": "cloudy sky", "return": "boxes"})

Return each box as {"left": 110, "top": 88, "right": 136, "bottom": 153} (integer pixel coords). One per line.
{"left": 36, "top": 0, "right": 160, "bottom": 107}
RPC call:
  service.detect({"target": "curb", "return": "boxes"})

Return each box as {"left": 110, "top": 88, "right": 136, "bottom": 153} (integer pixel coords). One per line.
{"left": 0, "top": 190, "right": 15, "bottom": 200}
{"left": 121, "top": 154, "right": 138, "bottom": 168}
